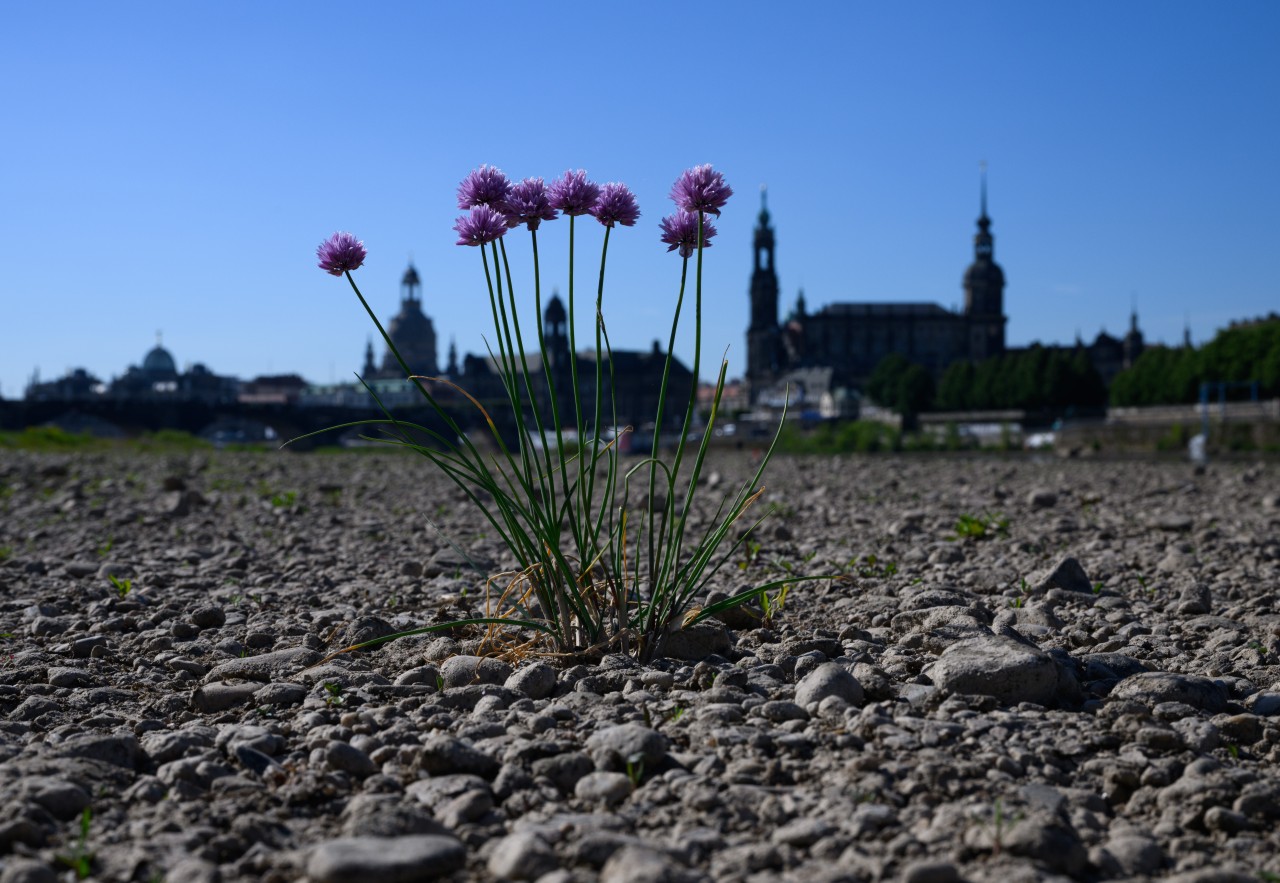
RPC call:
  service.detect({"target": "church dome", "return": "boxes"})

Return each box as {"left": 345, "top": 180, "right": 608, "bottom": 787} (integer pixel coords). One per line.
{"left": 544, "top": 294, "right": 567, "bottom": 323}
{"left": 402, "top": 264, "right": 421, "bottom": 288}
{"left": 142, "top": 345, "right": 177, "bottom": 376}
{"left": 383, "top": 296, "right": 438, "bottom": 376}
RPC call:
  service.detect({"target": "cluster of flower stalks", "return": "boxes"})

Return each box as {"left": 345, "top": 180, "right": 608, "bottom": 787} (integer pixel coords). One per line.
{"left": 309, "top": 165, "right": 787, "bottom": 663}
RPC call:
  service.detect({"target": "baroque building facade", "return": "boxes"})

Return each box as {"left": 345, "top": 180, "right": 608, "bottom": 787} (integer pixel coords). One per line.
{"left": 746, "top": 177, "right": 1144, "bottom": 409}
{"left": 747, "top": 182, "right": 1007, "bottom": 404}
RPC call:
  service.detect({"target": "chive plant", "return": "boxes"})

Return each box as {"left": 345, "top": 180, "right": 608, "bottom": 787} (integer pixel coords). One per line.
{"left": 306, "top": 165, "right": 789, "bottom": 662}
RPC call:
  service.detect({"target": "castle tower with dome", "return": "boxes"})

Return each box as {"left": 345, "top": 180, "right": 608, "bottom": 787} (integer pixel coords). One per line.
{"left": 368, "top": 263, "right": 438, "bottom": 380}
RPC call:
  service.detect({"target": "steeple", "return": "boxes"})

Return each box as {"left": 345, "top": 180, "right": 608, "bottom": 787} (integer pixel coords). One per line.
{"left": 974, "top": 161, "right": 994, "bottom": 261}
{"left": 362, "top": 337, "right": 376, "bottom": 377}
{"left": 1123, "top": 297, "right": 1145, "bottom": 368}
{"left": 963, "top": 163, "right": 1007, "bottom": 360}
{"left": 747, "top": 186, "right": 781, "bottom": 383}
{"left": 446, "top": 338, "right": 459, "bottom": 376}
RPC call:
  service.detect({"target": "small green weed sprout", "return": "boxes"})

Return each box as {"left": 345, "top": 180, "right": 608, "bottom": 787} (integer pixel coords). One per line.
{"left": 761, "top": 583, "right": 791, "bottom": 626}
{"left": 952, "top": 512, "right": 1009, "bottom": 541}
{"left": 322, "top": 682, "right": 344, "bottom": 707}
{"left": 625, "top": 753, "right": 645, "bottom": 789}
{"left": 56, "top": 807, "right": 94, "bottom": 879}
{"left": 270, "top": 490, "right": 298, "bottom": 508}
{"left": 992, "top": 798, "right": 1005, "bottom": 856}
{"left": 96, "top": 537, "right": 113, "bottom": 558}
{"left": 108, "top": 574, "right": 132, "bottom": 599}
{"left": 0, "top": 545, "right": 12, "bottom": 563}
{"left": 851, "top": 554, "right": 898, "bottom": 579}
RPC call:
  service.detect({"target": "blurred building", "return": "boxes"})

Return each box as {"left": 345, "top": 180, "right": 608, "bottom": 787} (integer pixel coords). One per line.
{"left": 363, "top": 263, "right": 439, "bottom": 380}
{"left": 25, "top": 338, "right": 238, "bottom": 405}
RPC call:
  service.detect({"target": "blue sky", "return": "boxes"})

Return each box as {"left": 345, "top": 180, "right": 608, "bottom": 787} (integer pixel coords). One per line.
{"left": 3, "top": 1, "right": 1278, "bottom": 398}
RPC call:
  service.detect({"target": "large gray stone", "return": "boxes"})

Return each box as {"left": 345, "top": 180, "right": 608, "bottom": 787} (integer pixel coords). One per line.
{"left": 306, "top": 835, "right": 465, "bottom": 883}
{"left": 441, "top": 655, "right": 512, "bottom": 689}
{"left": 1109, "top": 672, "right": 1229, "bottom": 713}
{"left": 487, "top": 831, "right": 558, "bottom": 880}
{"left": 205, "top": 646, "right": 321, "bottom": 682}
{"left": 925, "top": 634, "right": 1060, "bottom": 706}
{"left": 795, "top": 663, "right": 863, "bottom": 709}
{"left": 505, "top": 662, "right": 557, "bottom": 700}
{"left": 587, "top": 724, "right": 670, "bottom": 771}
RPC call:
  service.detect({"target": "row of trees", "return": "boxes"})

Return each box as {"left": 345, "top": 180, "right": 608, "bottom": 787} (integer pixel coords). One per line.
{"left": 867, "top": 345, "right": 1107, "bottom": 415}
{"left": 1110, "top": 317, "right": 1280, "bottom": 406}
{"left": 866, "top": 316, "right": 1280, "bottom": 415}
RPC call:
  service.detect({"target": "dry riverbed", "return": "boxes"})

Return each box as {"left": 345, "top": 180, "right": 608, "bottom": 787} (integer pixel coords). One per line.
{"left": 1, "top": 448, "right": 1279, "bottom": 882}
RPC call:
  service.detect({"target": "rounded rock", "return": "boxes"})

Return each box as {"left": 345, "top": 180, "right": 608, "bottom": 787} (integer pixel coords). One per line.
{"left": 795, "top": 662, "right": 864, "bottom": 709}
{"left": 306, "top": 835, "right": 465, "bottom": 883}
{"left": 441, "top": 655, "right": 512, "bottom": 689}
{"left": 504, "top": 662, "right": 557, "bottom": 700}
{"left": 586, "top": 724, "right": 669, "bottom": 771}
{"left": 487, "top": 830, "right": 558, "bottom": 880}
{"left": 574, "top": 771, "right": 633, "bottom": 806}
{"left": 326, "top": 741, "right": 378, "bottom": 778}
{"left": 190, "top": 605, "right": 226, "bottom": 629}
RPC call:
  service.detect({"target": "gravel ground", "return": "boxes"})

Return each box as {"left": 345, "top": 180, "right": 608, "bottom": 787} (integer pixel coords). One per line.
{"left": 1, "top": 447, "right": 1279, "bottom": 883}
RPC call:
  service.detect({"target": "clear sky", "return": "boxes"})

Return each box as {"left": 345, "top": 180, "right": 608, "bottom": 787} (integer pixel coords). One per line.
{"left": 3, "top": 1, "right": 1278, "bottom": 399}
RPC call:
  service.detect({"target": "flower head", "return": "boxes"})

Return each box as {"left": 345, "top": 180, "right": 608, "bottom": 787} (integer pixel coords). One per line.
{"left": 457, "top": 164, "right": 513, "bottom": 210}
{"left": 316, "top": 231, "right": 367, "bottom": 276}
{"left": 503, "top": 177, "right": 559, "bottom": 231}
{"left": 548, "top": 169, "right": 600, "bottom": 217}
{"left": 591, "top": 182, "right": 640, "bottom": 228}
{"left": 659, "top": 211, "right": 717, "bottom": 259}
{"left": 669, "top": 164, "right": 733, "bottom": 216}
{"left": 453, "top": 204, "right": 508, "bottom": 247}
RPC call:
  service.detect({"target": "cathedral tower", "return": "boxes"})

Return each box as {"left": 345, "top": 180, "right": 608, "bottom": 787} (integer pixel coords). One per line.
{"left": 747, "top": 188, "right": 781, "bottom": 383}
{"left": 380, "top": 262, "right": 439, "bottom": 378}
{"left": 963, "top": 167, "right": 1007, "bottom": 361}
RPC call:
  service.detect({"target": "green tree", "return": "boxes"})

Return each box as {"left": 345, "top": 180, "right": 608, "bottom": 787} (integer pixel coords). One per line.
{"left": 897, "top": 364, "right": 935, "bottom": 418}
{"left": 866, "top": 353, "right": 909, "bottom": 406}
{"left": 937, "top": 360, "right": 975, "bottom": 410}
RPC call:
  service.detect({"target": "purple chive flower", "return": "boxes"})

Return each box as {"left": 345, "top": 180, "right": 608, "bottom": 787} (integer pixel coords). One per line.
{"left": 547, "top": 169, "right": 600, "bottom": 217}
{"left": 457, "top": 164, "right": 513, "bottom": 210}
{"left": 591, "top": 182, "right": 640, "bottom": 228}
{"left": 503, "top": 176, "right": 559, "bottom": 231}
{"left": 316, "top": 231, "right": 367, "bottom": 276}
{"left": 669, "top": 164, "right": 733, "bottom": 216}
{"left": 453, "top": 204, "right": 508, "bottom": 246}
{"left": 659, "top": 211, "right": 717, "bottom": 259}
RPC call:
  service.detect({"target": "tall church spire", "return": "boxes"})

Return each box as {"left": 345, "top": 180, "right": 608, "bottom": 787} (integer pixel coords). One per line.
{"left": 963, "top": 163, "right": 1006, "bottom": 359}
{"left": 747, "top": 186, "right": 781, "bottom": 384}
{"left": 974, "top": 161, "right": 994, "bottom": 260}
{"left": 980, "top": 160, "right": 988, "bottom": 220}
